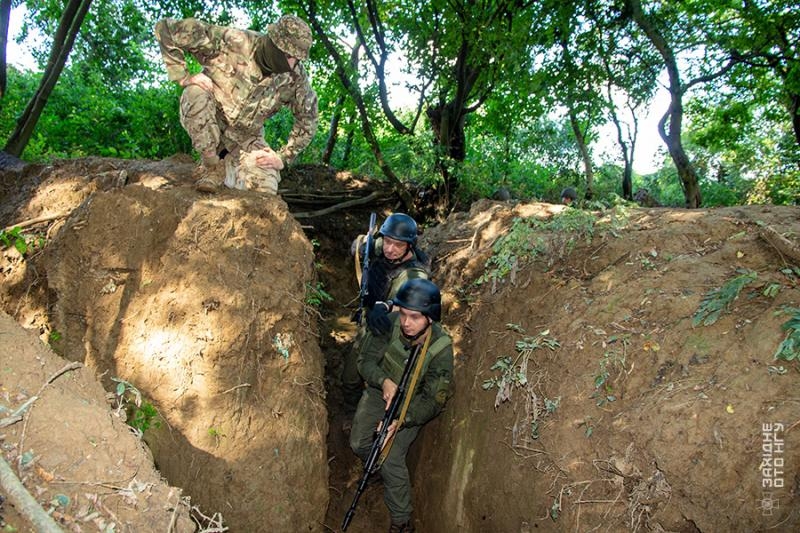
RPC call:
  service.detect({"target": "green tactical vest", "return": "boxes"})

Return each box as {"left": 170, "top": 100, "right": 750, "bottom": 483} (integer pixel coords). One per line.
{"left": 379, "top": 322, "right": 451, "bottom": 387}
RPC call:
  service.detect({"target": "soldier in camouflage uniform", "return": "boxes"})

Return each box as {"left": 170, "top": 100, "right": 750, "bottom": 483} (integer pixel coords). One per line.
{"left": 154, "top": 15, "right": 318, "bottom": 194}
{"left": 350, "top": 278, "right": 453, "bottom": 533}
{"left": 343, "top": 214, "right": 430, "bottom": 419}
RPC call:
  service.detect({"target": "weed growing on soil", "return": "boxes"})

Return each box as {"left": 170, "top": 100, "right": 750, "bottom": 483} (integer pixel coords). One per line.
{"left": 47, "top": 329, "right": 62, "bottom": 345}
{"left": 0, "top": 227, "right": 44, "bottom": 256}
{"left": 774, "top": 306, "right": 800, "bottom": 362}
{"left": 305, "top": 281, "right": 333, "bottom": 306}
{"left": 483, "top": 328, "right": 560, "bottom": 442}
{"left": 591, "top": 335, "right": 629, "bottom": 407}
{"left": 111, "top": 378, "right": 161, "bottom": 435}
{"left": 476, "top": 207, "right": 623, "bottom": 291}
{"left": 692, "top": 269, "right": 758, "bottom": 326}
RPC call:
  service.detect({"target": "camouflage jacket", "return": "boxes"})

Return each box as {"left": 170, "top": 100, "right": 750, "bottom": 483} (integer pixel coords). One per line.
{"left": 154, "top": 18, "right": 318, "bottom": 164}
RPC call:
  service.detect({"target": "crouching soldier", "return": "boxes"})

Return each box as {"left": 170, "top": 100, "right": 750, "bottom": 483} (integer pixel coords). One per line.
{"left": 349, "top": 278, "right": 454, "bottom": 533}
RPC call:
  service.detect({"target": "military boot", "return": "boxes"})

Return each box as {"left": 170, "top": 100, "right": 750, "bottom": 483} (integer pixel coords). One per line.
{"left": 194, "top": 155, "right": 224, "bottom": 193}
{"left": 388, "top": 520, "right": 414, "bottom": 533}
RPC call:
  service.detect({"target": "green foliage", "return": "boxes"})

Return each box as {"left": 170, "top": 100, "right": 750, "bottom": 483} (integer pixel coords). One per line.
{"left": 47, "top": 329, "right": 62, "bottom": 345}
{"left": 693, "top": 269, "right": 758, "bottom": 326}
{"left": 591, "top": 335, "right": 629, "bottom": 407}
{"left": 2, "top": 67, "right": 192, "bottom": 161}
{"left": 111, "top": 378, "right": 160, "bottom": 435}
{"left": 0, "top": 227, "right": 29, "bottom": 256}
{"left": 304, "top": 282, "right": 333, "bottom": 307}
{"left": 482, "top": 329, "right": 560, "bottom": 425}
{"left": 4, "top": 1, "right": 800, "bottom": 210}
{"left": 774, "top": 306, "right": 800, "bottom": 362}
{"left": 476, "top": 209, "right": 598, "bottom": 288}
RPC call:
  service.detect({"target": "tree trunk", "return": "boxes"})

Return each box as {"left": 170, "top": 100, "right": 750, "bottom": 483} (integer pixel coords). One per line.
{"left": 0, "top": 0, "right": 11, "bottom": 98}
{"left": 301, "top": 0, "right": 415, "bottom": 212}
{"left": 426, "top": 102, "right": 466, "bottom": 162}
{"left": 789, "top": 93, "right": 800, "bottom": 146}
{"left": 626, "top": 0, "right": 701, "bottom": 208}
{"left": 4, "top": 0, "right": 93, "bottom": 157}
{"left": 658, "top": 100, "right": 701, "bottom": 207}
{"left": 322, "top": 45, "right": 360, "bottom": 165}
{"left": 342, "top": 117, "right": 355, "bottom": 165}
{"left": 322, "top": 94, "right": 344, "bottom": 165}
{"left": 568, "top": 108, "right": 595, "bottom": 200}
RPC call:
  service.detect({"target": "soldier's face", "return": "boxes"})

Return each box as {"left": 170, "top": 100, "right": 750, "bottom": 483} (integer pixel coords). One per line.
{"left": 383, "top": 236, "right": 408, "bottom": 261}
{"left": 287, "top": 56, "right": 298, "bottom": 69}
{"left": 399, "top": 308, "right": 430, "bottom": 338}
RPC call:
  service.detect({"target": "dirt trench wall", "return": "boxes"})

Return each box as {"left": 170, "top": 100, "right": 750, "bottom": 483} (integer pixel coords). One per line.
{"left": 0, "top": 311, "right": 196, "bottom": 532}
{"left": 42, "top": 184, "right": 328, "bottom": 531}
{"left": 415, "top": 201, "right": 800, "bottom": 532}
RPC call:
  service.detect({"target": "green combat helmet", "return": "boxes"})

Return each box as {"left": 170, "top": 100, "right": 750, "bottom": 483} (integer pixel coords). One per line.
{"left": 379, "top": 213, "right": 418, "bottom": 245}
{"left": 560, "top": 186, "right": 578, "bottom": 205}
{"left": 392, "top": 279, "right": 442, "bottom": 322}
{"left": 268, "top": 15, "right": 313, "bottom": 60}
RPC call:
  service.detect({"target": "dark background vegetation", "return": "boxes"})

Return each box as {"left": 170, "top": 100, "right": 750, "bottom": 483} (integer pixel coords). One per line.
{"left": 1, "top": 0, "right": 799, "bottom": 210}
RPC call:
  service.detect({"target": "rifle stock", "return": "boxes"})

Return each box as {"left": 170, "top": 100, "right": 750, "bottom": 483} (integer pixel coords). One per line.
{"left": 341, "top": 342, "right": 423, "bottom": 531}
{"left": 354, "top": 212, "right": 377, "bottom": 325}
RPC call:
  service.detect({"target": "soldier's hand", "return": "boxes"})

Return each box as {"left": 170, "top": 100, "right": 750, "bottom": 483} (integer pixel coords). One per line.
{"left": 253, "top": 148, "right": 285, "bottom": 170}
{"left": 366, "top": 305, "right": 391, "bottom": 336}
{"left": 181, "top": 72, "right": 213, "bottom": 92}
{"left": 381, "top": 378, "right": 398, "bottom": 410}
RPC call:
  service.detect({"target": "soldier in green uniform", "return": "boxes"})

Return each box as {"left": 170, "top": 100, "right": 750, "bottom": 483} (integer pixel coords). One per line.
{"left": 343, "top": 214, "right": 430, "bottom": 420}
{"left": 154, "top": 15, "right": 318, "bottom": 194}
{"left": 350, "top": 278, "right": 453, "bottom": 533}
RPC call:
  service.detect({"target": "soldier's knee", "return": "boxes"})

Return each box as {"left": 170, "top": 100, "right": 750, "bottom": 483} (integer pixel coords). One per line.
{"left": 180, "top": 85, "right": 216, "bottom": 121}
{"left": 181, "top": 83, "right": 213, "bottom": 101}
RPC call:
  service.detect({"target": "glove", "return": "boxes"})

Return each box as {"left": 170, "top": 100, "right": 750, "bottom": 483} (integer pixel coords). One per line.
{"left": 366, "top": 304, "right": 392, "bottom": 336}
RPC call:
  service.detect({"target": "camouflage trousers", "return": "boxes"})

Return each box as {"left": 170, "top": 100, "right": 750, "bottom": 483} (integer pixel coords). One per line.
{"left": 350, "top": 386, "right": 420, "bottom": 524}
{"left": 180, "top": 84, "right": 281, "bottom": 194}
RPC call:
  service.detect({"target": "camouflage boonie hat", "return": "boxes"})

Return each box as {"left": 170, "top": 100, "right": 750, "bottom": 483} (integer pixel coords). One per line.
{"left": 268, "top": 15, "right": 312, "bottom": 60}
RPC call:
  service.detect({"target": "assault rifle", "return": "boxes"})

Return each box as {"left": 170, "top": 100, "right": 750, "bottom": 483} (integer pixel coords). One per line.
{"left": 353, "top": 212, "right": 377, "bottom": 325}
{"left": 341, "top": 341, "right": 423, "bottom": 531}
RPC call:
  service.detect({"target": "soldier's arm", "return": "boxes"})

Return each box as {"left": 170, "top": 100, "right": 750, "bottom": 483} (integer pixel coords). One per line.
{"left": 402, "top": 343, "right": 454, "bottom": 427}
{"left": 357, "top": 319, "right": 394, "bottom": 389}
{"left": 279, "top": 69, "right": 319, "bottom": 165}
{"left": 154, "top": 18, "right": 219, "bottom": 83}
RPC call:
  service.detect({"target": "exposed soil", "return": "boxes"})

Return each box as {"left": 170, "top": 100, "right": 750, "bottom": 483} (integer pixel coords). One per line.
{"left": 1, "top": 156, "right": 799, "bottom": 533}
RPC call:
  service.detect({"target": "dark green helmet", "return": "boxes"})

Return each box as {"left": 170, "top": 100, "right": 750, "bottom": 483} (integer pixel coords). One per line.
{"left": 560, "top": 187, "right": 578, "bottom": 202}
{"left": 379, "top": 213, "right": 418, "bottom": 244}
{"left": 393, "top": 279, "right": 441, "bottom": 321}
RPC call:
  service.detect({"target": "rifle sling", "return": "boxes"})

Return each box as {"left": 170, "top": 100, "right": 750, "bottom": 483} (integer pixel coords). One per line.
{"left": 355, "top": 237, "right": 364, "bottom": 287}
{"left": 378, "top": 327, "right": 432, "bottom": 465}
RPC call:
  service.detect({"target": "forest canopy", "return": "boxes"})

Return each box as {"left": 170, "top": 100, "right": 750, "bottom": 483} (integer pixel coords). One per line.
{"left": 1, "top": 0, "right": 798, "bottom": 208}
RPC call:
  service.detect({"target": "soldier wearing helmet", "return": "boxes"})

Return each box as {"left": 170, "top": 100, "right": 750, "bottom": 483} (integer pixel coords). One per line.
{"left": 350, "top": 279, "right": 454, "bottom": 533}
{"left": 560, "top": 186, "right": 578, "bottom": 206}
{"left": 154, "top": 15, "right": 318, "bottom": 195}
{"left": 342, "top": 213, "right": 431, "bottom": 419}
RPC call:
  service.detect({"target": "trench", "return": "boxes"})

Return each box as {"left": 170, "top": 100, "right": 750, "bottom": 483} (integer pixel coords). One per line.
{"left": 300, "top": 206, "right": 397, "bottom": 532}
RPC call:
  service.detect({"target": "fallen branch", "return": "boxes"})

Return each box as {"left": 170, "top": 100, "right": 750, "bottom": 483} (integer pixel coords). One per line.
{"left": 2, "top": 213, "right": 69, "bottom": 234}
{"left": 0, "top": 455, "right": 63, "bottom": 533}
{"left": 0, "top": 396, "right": 38, "bottom": 428}
{"left": 759, "top": 225, "right": 800, "bottom": 265}
{"left": 291, "top": 190, "right": 386, "bottom": 218}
